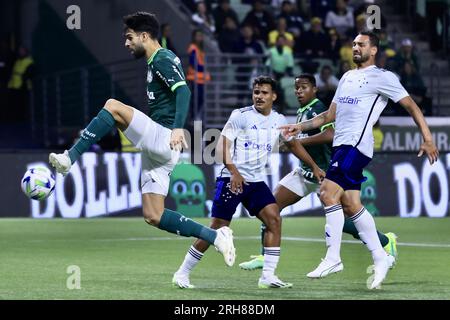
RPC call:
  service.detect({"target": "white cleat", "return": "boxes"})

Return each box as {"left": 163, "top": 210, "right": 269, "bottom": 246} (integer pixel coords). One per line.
{"left": 258, "top": 275, "right": 293, "bottom": 289}
{"left": 369, "top": 255, "right": 395, "bottom": 289}
{"left": 307, "top": 259, "right": 344, "bottom": 278}
{"left": 49, "top": 150, "right": 71, "bottom": 176}
{"left": 172, "top": 272, "right": 195, "bottom": 289}
{"left": 214, "top": 226, "right": 236, "bottom": 267}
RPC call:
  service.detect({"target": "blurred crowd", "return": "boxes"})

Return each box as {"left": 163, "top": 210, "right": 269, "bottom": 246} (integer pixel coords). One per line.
{"left": 181, "top": 0, "right": 431, "bottom": 116}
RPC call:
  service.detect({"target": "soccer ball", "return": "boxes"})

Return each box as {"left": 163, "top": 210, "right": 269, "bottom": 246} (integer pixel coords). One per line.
{"left": 21, "top": 166, "right": 56, "bottom": 200}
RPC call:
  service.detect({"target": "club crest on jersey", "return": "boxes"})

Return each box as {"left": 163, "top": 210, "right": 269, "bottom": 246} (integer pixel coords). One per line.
{"left": 147, "top": 70, "right": 153, "bottom": 83}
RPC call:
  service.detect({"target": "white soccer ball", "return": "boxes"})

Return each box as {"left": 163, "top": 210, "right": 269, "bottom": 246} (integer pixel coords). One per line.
{"left": 21, "top": 166, "right": 56, "bottom": 201}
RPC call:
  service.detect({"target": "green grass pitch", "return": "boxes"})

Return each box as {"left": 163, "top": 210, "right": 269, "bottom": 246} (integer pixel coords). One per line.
{"left": 1, "top": 217, "right": 450, "bottom": 300}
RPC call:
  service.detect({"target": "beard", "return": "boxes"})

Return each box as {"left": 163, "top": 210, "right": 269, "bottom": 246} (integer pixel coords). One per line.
{"left": 131, "top": 45, "right": 146, "bottom": 59}
{"left": 353, "top": 52, "right": 370, "bottom": 64}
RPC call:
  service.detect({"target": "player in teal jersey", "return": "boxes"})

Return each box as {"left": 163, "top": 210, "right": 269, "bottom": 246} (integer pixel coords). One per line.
{"left": 239, "top": 74, "right": 397, "bottom": 272}
{"left": 49, "top": 12, "right": 235, "bottom": 267}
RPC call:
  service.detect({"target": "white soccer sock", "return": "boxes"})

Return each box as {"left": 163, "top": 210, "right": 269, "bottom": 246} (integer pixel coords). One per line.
{"left": 324, "top": 204, "right": 345, "bottom": 263}
{"left": 350, "top": 207, "right": 386, "bottom": 263}
{"left": 176, "top": 245, "right": 204, "bottom": 275}
{"left": 262, "top": 247, "right": 280, "bottom": 279}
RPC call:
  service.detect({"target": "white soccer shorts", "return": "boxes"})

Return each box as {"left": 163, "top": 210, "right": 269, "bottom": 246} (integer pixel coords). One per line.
{"left": 123, "top": 107, "right": 180, "bottom": 196}
{"left": 278, "top": 167, "right": 320, "bottom": 197}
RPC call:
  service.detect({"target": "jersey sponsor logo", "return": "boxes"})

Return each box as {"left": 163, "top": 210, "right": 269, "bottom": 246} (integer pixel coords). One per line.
{"left": 243, "top": 141, "right": 272, "bottom": 152}
{"left": 338, "top": 96, "right": 361, "bottom": 105}
{"left": 172, "top": 65, "right": 184, "bottom": 81}
{"left": 147, "top": 91, "right": 155, "bottom": 100}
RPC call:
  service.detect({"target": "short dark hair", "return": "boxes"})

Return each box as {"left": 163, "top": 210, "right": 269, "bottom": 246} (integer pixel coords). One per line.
{"left": 252, "top": 76, "right": 277, "bottom": 91}
{"left": 296, "top": 74, "right": 316, "bottom": 87}
{"left": 359, "top": 30, "right": 379, "bottom": 48}
{"left": 123, "top": 12, "right": 159, "bottom": 39}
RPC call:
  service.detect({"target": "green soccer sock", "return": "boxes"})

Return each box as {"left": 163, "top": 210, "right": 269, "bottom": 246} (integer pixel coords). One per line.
{"left": 343, "top": 217, "right": 389, "bottom": 247}
{"left": 260, "top": 224, "right": 266, "bottom": 255}
{"left": 68, "top": 108, "right": 116, "bottom": 164}
{"left": 158, "top": 209, "right": 217, "bottom": 244}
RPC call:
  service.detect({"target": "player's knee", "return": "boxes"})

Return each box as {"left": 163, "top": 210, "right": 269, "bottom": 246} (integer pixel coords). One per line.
{"left": 264, "top": 214, "right": 281, "bottom": 231}
{"left": 319, "top": 191, "right": 336, "bottom": 206}
{"left": 142, "top": 208, "right": 163, "bottom": 226}
{"left": 104, "top": 99, "right": 123, "bottom": 118}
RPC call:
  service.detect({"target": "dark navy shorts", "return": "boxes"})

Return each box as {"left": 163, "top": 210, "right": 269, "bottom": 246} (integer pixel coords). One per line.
{"left": 211, "top": 177, "right": 276, "bottom": 221}
{"left": 325, "top": 145, "right": 372, "bottom": 191}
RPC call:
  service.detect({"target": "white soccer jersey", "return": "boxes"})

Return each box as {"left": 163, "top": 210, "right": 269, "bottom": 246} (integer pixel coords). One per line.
{"left": 332, "top": 65, "right": 409, "bottom": 158}
{"left": 220, "top": 105, "right": 287, "bottom": 182}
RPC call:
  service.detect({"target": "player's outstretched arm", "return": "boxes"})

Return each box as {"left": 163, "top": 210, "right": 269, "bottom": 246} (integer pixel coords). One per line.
{"left": 279, "top": 103, "right": 336, "bottom": 138}
{"left": 398, "top": 96, "right": 439, "bottom": 164}
{"left": 216, "top": 135, "right": 247, "bottom": 193}
{"left": 284, "top": 139, "right": 326, "bottom": 183}
{"left": 299, "top": 126, "right": 334, "bottom": 146}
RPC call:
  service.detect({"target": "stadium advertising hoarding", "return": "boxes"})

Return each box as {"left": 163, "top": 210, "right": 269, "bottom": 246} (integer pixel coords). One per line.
{"left": 1, "top": 152, "right": 449, "bottom": 218}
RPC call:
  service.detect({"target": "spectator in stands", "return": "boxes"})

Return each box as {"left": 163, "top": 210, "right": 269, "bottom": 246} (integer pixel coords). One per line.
{"left": 213, "top": 0, "right": 239, "bottom": 35}
{"left": 394, "top": 38, "right": 420, "bottom": 73}
{"left": 192, "top": 1, "right": 216, "bottom": 35}
{"left": 310, "top": 0, "right": 334, "bottom": 21}
{"left": 277, "top": 0, "right": 304, "bottom": 39}
{"left": 298, "top": 17, "right": 330, "bottom": 59}
{"left": 159, "top": 23, "right": 177, "bottom": 54}
{"left": 339, "top": 35, "right": 356, "bottom": 69}
{"left": 187, "top": 29, "right": 211, "bottom": 121}
{"left": 314, "top": 65, "right": 339, "bottom": 106}
{"left": 268, "top": 17, "right": 295, "bottom": 49}
{"left": 327, "top": 28, "right": 341, "bottom": 64}
{"left": 266, "top": 34, "right": 294, "bottom": 110}
{"left": 233, "top": 24, "right": 265, "bottom": 100}
{"left": 325, "top": 0, "right": 354, "bottom": 39}
{"left": 352, "top": 14, "right": 367, "bottom": 36}
{"left": 337, "top": 60, "right": 351, "bottom": 79}
{"left": 400, "top": 61, "right": 432, "bottom": 116}
{"left": 378, "top": 29, "right": 395, "bottom": 53}
{"left": 242, "top": 0, "right": 276, "bottom": 42}
{"left": 7, "top": 45, "right": 34, "bottom": 123}
{"left": 218, "top": 16, "right": 241, "bottom": 53}
{"left": 0, "top": 39, "right": 14, "bottom": 123}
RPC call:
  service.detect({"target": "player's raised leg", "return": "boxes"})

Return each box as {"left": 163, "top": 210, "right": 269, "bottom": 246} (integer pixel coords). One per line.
{"left": 172, "top": 217, "right": 231, "bottom": 288}
{"left": 143, "top": 193, "right": 235, "bottom": 271}
{"left": 49, "top": 99, "right": 131, "bottom": 175}
{"left": 342, "top": 191, "right": 395, "bottom": 289}
{"left": 307, "top": 179, "right": 345, "bottom": 278}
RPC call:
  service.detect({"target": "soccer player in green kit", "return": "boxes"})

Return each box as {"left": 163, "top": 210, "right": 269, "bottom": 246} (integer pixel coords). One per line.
{"left": 239, "top": 74, "right": 397, "bottom": 273}
{"left": 49, "top": 12, "right": 235, "bottom": 267}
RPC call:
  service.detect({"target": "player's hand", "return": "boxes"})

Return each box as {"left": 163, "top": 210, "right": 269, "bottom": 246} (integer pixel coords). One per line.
{"left": 230, "top": 172, "right": 248, "bottom": 194}
{"left": 170, "top": 129, "right": 188, "bottom": 152}
{"left": 418, "top": 140, "right": 439, "bottom": 164}
{"left": 278, "top": 123, "right": 302, "bottom": 139}
{"left": 313, "top": 167, "right": 326, "bottom": 184}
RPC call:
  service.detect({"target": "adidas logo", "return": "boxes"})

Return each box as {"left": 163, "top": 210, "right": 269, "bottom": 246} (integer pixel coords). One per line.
{"left": 250, "top": 125, "right": 257, "bottom": 130}
{"left": 332, "top": 162, "right": 338, "bottom": 167}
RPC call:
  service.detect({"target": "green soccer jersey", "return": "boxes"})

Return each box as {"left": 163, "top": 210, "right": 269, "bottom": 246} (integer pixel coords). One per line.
{"left": 296, "top": 98, "right": 333, "bottom": 181}
{"left": 146, "top": 48, "right": 187, "bottom": 129}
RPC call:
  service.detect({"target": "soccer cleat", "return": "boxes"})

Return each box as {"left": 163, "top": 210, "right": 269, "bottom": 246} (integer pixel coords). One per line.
{"left": 172, "top": 272, "right": 195, "bottom": 289}
{"left": 307, "top": 259, "right": 344, "bottom": 278}
{"left": 369, "top": 254, "right": 395, "bottom": 289}
{"left": 258, "top": 275, "right": 293, "bottom": 289}
{"left": 49, "top": 150, "right": 71, "bottom": 176}
{"left": 384, "top": 233, "right": 398, "bottom": 269}
{"left": 214, "top": 226, "right": 236, "bottom": 267}
{"left": 239, "top": 255, "right": 264, "bottom": 270}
